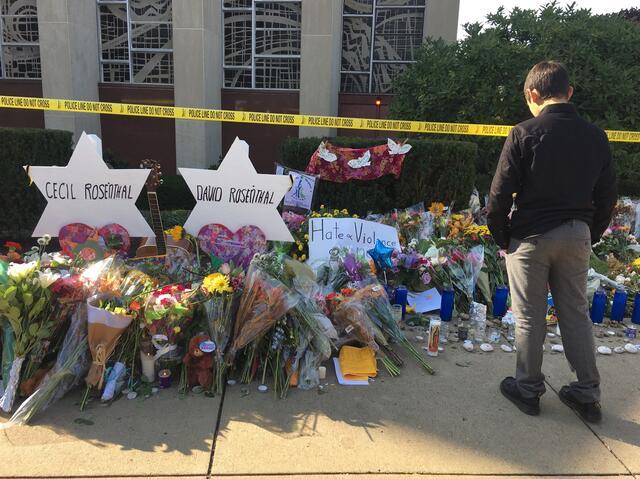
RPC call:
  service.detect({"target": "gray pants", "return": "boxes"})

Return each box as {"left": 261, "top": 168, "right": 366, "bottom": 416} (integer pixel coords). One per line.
{"left": 506, "top": 220, "right": 600, "bottom": 403}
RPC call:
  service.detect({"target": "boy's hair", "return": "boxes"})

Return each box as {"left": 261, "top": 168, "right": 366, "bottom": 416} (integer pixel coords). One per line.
{"left": 523, "top": 61, "right": 570, "bottom": 100}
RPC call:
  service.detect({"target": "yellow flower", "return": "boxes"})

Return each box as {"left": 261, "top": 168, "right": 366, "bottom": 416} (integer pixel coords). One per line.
{"left": 165, "top": 225, "right": 183, "bottom": 241}
{"left": 353, "top": 214, "right": 359, "bottom": 219}
{"left": 174, "top": 326, "right": 181, "bottom": 334}
{"left": 326, "top": 214, "right": 333, "bottom": 218}
{"left": 300, "top": 254, "right": 306, "bottom": 261}
{"left": 334, "top": 209, "right": 339, "bottom": 215}
{"left": 202, "top": 273, "right": 233, "bottom": 294}
{"left": 298, "top": 244, "right": 304, "bottom": 251}
{"left": 428, "top": 202, "right": 445, "bottom": 218}
{"left": 304, "top": 234, "right": 309, "bottom": 240}
{"left": 320, "top": 204, "right": 325, "bottom": 209}
{"left": 633, "top": 258, "right": 640, "bottom": 268}
{"left": 341, "top": 209, "right": 348, "bottom": 214}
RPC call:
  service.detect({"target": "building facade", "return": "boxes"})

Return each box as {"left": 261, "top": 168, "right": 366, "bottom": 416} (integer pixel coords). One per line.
{"left": 0, "top": 0, "right": 459, "bottom": 173}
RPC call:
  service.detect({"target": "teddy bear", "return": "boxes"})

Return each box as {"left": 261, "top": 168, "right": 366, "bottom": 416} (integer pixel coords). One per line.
{"left": 183, "top": 334, "right": 214, "bottom": 389}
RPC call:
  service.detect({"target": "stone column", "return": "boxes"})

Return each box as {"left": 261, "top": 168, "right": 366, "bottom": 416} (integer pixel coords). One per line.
{"left": 37, "top": 0, "right": 102, "bottom": 140}
{"left": 173, "top": 0, "right": 222, "bottom": 169}
{"left": 424, "top": 0, "right": 460, "bottom": 43}
{"left": 298, "top": 0, "right": 343, "bottom": 138}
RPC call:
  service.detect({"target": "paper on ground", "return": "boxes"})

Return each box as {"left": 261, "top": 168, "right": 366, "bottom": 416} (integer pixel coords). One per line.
{"left": 407, "top": 288, "right": 442, "bottom": 313}
{"left": 332, "top": 357, "right": 368, "bottom": 386}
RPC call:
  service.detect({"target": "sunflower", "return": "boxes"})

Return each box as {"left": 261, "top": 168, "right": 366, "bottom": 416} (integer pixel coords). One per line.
{"left": 165, "top": 225, "right": 184, "bottom": 241}
{"left": 428, "top": 202, "right": 445, "bottom": 218}
{"left": 202, "top": 273, "right": 233, "bottom": 294}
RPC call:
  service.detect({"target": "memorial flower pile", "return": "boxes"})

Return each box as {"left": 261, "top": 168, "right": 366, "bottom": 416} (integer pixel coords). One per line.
{"left": 2, "top": 193, "right": 640, "bottom": 425}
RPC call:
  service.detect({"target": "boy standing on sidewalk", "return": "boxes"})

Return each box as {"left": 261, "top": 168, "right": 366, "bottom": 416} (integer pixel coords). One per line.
{"left": 487, "top": 61, "right": 617, "bottom": 423}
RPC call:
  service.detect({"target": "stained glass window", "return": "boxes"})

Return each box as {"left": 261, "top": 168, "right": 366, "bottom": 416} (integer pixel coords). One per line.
{"left": 341, "top": 0, "right": 425, "bottom": 93}
{"left": 0, "top": 0, "right": 40, "bottom": 78}
{"left": 223, "top": 0, "right": 301, "bottom": 89}
{"left": 97, "top": 0, "right": 173, "bottom": 84}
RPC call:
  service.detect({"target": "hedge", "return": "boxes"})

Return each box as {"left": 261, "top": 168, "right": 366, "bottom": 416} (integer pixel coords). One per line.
{"left": 0, "top": 127, "right": 73, "bottom": 240}
{"left": 280, "top": 137, "right": 478, "bottom": 216}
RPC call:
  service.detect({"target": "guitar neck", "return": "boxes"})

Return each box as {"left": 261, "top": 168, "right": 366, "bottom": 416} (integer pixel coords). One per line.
{"left": 147, "top": 192, "right": 166, "bottom": 255}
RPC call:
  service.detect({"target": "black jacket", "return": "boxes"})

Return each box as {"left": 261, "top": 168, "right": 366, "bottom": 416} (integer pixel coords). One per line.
{"left": 487, "top": 103, "right": 617, "bottom": 249}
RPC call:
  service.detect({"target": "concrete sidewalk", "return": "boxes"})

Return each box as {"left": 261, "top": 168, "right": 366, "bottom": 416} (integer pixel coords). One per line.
{"left": 0, "top": 331, "right": 638, "bottom": 479}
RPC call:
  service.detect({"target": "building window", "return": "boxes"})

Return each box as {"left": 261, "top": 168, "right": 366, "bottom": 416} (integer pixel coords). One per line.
{"left": 0, "top": 0, "right": 40, "bottom": 79}
{"left": 223, "top": 0, "right": 301, "bottom": 90}
{"left": 341, "top": 0, "right": 425, "bottom": 93}
{"left": 97, "top": 0, "right": 173, "bottom": 84}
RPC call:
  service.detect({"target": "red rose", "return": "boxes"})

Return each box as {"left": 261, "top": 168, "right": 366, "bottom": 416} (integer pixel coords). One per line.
{"left": 4, "top": 241, "right": 22, "bottom": 252}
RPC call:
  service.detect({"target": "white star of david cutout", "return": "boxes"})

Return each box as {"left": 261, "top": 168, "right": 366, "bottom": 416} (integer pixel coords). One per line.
{"left": 26, "top": 131, "right": 153, "bottom": 237}
{"left": 180, "top": 137, "right": 294, "bottom": 242}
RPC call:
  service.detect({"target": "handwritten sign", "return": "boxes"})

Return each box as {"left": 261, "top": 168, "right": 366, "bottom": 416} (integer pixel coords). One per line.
{"left": 26, "top": 132, "right": 153, "bottom": 237}
{"left": 180, "top": 137, "right": 293, "bottom": 242}
{"left": 308, "top": 217, "right": 400, "bottom": 263}
{"left": 275, "top": 164, "right": 317, "bottom": 211}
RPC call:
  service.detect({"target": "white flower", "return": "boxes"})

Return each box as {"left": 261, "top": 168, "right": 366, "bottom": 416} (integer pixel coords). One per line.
{"left": 37, "top": 269, "right": 60, "bottom": 288}
{"left": 425, "top": 246, "right": 439, "bottom": 260}
{"left": 37, "top": 238, "right": 46, "bottom": 246}
{"left": 7, "top": 262, "right": 38, "bottom": 282}
{"left": 42, "top": 234, "right": 52, "bottom": 243}
{"left": 219, "top": 263, "right": 231, "bottom": 275}
{"left": 615, "top": 275, "right": 626, "bottom": 284}
{"left": 50, "top": 252, "right": 71, "bottom": 266}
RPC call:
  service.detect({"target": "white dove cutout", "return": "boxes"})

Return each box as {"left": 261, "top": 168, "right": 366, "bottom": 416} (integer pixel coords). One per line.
{"left": 347, "top": 150, "right": 372, "bottom": 169}
{"left": 388, "top": 138, "right": 412, "bottom": 155}
{"left": 317, "top": 141, "right": 338, "bottom": 163}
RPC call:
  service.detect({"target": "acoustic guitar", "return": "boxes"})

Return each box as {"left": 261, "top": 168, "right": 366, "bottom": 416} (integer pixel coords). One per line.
{"left": 136, "top": 159, "right": 193, "bottom": 258}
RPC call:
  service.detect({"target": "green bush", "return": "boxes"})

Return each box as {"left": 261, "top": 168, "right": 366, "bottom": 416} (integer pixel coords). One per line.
{"left": 391, "top": 3, "right": 640, "bottom": 196}
{"left": 613, "top": 147, "right": 640, "bottom": 197}
{"left": 0, "top": 128, "right": 73, "bottom": 240}
{"left": 281, "top": 137, "right": 477, "bottom": 215}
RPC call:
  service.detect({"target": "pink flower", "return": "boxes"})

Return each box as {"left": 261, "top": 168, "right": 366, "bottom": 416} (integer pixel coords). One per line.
{"left": 498, "top": 250, "right": 507, "bottom": 258}
{"left": 450, "top": 250, "right": 465, "bottom": 263}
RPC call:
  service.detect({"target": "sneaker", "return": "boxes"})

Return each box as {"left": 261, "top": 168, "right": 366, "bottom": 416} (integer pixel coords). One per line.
{"left": 559, "top": 386, "right": 602, "bottom": 424}
{"left": 500, "top": 376, "right": 540, "bottom": 416}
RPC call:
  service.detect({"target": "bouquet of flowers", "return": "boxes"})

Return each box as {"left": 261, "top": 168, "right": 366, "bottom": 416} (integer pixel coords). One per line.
{"left": 8, "top": 303, "right": 90, "bottom": 425}
{"left": 0, "top": 261, "right": 59, "bottom": 412}
{"left": 201, "top": 264, "right": 243, "bottom": 395}
{"left": 0, "top": 241, "right": 23, "bottom": 264}
{"left": 593, "top": 227, "right": 639, "bottom": 264}
{"left": 463, "top": 224, "right": 506, "bottom": 305}
{"left": 80, "top": 266, "right": 156, "bottom": 409}
{"left": 227, "top": 261, "right": 299, "bottom": 383}
{"left": 446, "top": 245, "right": 485, "bottom": 315}
{"left": 395, "top": 204, "right": 426, "bottom": 246}
{"left": 142, "top": 283, "right": 195, "bottom": 344}
{"left": 272, "top": 258, "right": 336, "bottom": 394}
{"left": 350, "top": 284, "right": 434, "bottom": 375}
{"left": 428, "top": 202, "right": 450, "bottom": 239}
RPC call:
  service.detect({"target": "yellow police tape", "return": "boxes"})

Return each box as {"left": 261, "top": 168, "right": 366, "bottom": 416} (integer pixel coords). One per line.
{"left": 1, "top": 95, "right": 639, "bottom": 143}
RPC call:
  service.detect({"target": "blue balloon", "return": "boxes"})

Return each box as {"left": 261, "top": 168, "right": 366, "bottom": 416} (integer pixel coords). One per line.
{"left": 367, "top": 239, "right": 394, "bottom": 271}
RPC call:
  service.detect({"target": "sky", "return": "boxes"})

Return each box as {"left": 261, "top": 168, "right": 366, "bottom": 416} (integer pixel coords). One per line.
{"left": 457, "top": 1, "right": 639, "bottom": 39}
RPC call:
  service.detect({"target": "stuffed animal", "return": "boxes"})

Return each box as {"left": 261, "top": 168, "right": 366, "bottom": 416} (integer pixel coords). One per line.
{"left": 183, "top": 334, "right": 214, "bottom": 389}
